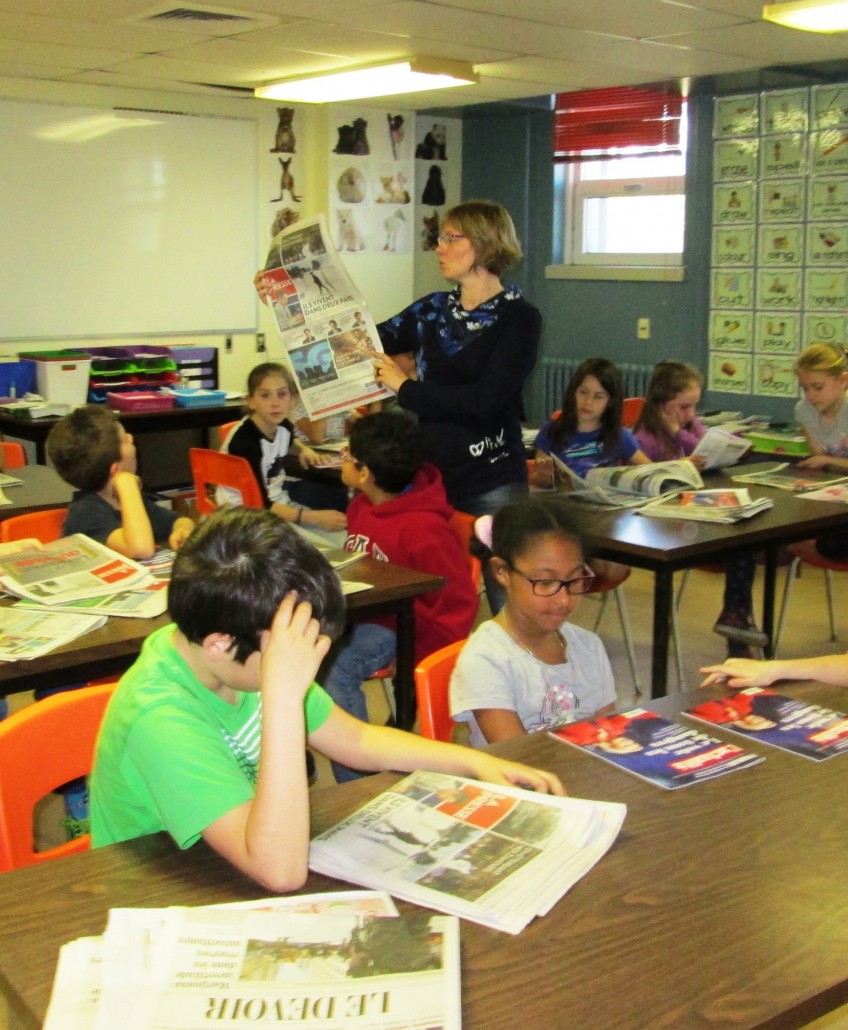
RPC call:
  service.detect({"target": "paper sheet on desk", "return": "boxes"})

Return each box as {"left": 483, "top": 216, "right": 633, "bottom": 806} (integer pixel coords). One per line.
{"left": 0, "top": 487, "right": 9, "bottom": 505}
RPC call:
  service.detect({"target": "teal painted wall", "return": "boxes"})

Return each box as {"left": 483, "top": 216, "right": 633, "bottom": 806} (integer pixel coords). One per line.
{"left": 460, "top": 94, "right": 800, "bottom": 424}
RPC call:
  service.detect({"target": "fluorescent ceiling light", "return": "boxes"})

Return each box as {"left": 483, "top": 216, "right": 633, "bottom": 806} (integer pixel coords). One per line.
{"left": 255, "top": 57, "right": 477, "bottom": 103}
{"left": 763, "top": 0, "right": 848, "bottom": 32}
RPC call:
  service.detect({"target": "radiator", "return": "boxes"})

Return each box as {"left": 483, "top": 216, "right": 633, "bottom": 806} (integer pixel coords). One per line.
{"left": 540, "top": 357, "right": 653, "bottom": 416}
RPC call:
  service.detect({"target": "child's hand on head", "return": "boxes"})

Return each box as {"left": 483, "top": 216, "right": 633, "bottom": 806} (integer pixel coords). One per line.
{"left": 261, "top": 592, "right": 333, "bottom": 700}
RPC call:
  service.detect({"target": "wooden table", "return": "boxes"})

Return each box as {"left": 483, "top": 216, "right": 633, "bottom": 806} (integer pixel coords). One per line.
{"left": 0, "top": 557, "right": 442, "bottom": 730}
{"left": 0, "top": 400, "right": 245, "bottom": 465}
{"left": 0, "top": 465, "right": 73, "bottom": 518}
{"left": 2, "top": 682, "right": 847, "bottom": 1029}
{"left": 568, "top": 470, "right": 848, "bottom": 698}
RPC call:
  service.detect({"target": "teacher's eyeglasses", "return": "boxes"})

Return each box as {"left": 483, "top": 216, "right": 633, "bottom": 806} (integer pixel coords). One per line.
{"left": 506, "top": 563, "right": 596, "bottom": 597}
{"left": 436, "top": 233, "right": 466, "bottom": 246}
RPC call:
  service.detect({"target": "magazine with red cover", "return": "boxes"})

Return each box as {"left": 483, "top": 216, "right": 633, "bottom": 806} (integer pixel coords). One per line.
{"left": 685, "top": 688, "right": 848, "bottom": 761}
{"left": 551, "top": 708, "right": 764, "bottom": 788}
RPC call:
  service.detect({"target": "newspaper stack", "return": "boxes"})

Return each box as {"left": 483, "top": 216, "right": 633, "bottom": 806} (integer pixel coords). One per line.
{"left": 45, "top": 892, "right": 461, "bottom": 1030}
{"left": 309, "top": 770, "right": 626, "bottom": 935}
{"left": 638, "top": 488, "right": 773, "bottom": 524}
{"left": 554, "top": 456, "right": 704, "bottom": 509}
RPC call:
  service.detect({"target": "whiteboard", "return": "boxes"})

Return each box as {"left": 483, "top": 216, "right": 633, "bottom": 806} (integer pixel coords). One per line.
{"left": 0, "top": 100, "right": 259, "bottom": 340}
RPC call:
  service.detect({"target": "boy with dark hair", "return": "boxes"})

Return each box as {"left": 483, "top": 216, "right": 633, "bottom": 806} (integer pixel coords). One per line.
{"left": 323, "top": 411, "right": 479, "bottom": 781}
{"left": 47, "top": 404, "right": 195, "bottom": 559}
{"left": 90, "top": 508, "right": 562, "bottom": 892}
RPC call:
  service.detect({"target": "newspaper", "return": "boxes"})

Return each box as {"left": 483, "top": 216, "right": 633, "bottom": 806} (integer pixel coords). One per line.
{"left": 261, "top": 214, "right": 391, "bottom": 420}
{"left": 639, "top": 488, "right": 773, "bottom": 524}
{"left": 553, "top": 455, "right": 703, "bottom": 508}
{"left": 309, "top": 769, "right": 626, "bottom": 935}
{"left": 690, "top": 426, "right": 752, "bottom": 469}
{"left": 13, "top": 579, "right": 168, "bottom": 619}
{"left": 731, "top": 461, "right": 848, "bottom": 493}
{"left": 0, "top": 606, "right": 106, "bottom": 660}
{"left": 0, "top": 534, "right": 152, "bottom": 605}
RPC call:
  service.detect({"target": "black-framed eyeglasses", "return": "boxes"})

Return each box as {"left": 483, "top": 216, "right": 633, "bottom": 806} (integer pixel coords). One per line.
{"left": 506, "top": 563, "right": 596, "bottom": 597}
{"left": 436, "top": 233, "right": 466, "bottom": 245}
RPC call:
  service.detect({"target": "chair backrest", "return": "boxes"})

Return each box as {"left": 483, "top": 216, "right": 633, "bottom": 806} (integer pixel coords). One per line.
{"left": 216, "top": 420, "right": 241, "bottom": 447}
{"left": 621, "top": 396, "right": 645, "bottom": 428}
{"left": 189, "top": 448, "right": 264, "bottom": 516}
{"left": 447, "top": 510, "right": 482, "bottom": 591}
{"left": 0, "top": 506, "right": 68, "bottom": 544}
{"left": 1, "top": 441, "right": 27, "bottom": 469}
{"left": 414, "top": 639, "right": 466, "bottom": 742}
{"left": 0, "top": 682, "right": 118, "bottom": 871}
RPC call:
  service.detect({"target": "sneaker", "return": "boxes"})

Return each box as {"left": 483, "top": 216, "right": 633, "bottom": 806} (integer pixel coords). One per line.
{"left": 713, "top": 612, "right": 769, "bottom": 648}
{"left": 62, "top": 816, "right": 90, "bottom": 842}
{"left": 61, "top": 782, "right": 89, "bottom": 823}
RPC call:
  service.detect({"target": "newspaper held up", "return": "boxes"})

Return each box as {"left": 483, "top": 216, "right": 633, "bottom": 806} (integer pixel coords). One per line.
{"left": 261, "top": 214, "right": 392, "bottom": 420}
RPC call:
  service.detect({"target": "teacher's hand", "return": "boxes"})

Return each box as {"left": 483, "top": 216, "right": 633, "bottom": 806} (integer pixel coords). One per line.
{"left": 372, "top": 353, "right": 409, "bottom": 394}
{"left": 253, "top": 269, "right": 271, "bottom": 305}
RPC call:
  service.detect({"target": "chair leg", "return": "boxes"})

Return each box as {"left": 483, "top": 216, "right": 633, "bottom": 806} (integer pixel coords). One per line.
{"left": 592, "top": 592, "right": 612, "bottom": 634}
{"left": 825, "top": 568, "right": 837, "bottom": 641}
{"left": 675, "top": 569, "right": 691, "bottom": 612}
{"left": 773, "top": 557, "right": 800, "bottom": 659}
{"left": 612, "top": 585, "right": 642, "bottom": 697}
{"left": 670, "top": 588, "right": 686, "bottom": 691}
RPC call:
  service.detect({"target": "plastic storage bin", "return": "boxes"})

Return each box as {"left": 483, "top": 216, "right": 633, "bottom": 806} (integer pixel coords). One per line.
{"left": 21, "top": 351, "right": 91, "bottom": 407}
{"left": 106, "top": 392, "right": 176, "bottom": 413}
{"left": 171, "top": 388, "right": 227, "bottom": 408}
{"left": 742, "top": 429, "right": 811, "bottom": 457}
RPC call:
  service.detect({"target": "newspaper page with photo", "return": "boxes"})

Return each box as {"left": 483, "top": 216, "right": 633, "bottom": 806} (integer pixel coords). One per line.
{"left": 553, "top": 456, "right": 703, "bottom": 508}
{"left": 0, "top": 607, "right": 106, "bottom": 660}
{"left": 638, "top": 488, "right": 773, "bottom": 524}
{"left": 552, "top": 710, "right": 764, "bottom": 789}
{"left": 309, "top": 770, "right": 626, "bottom": 935}
{"left": 261, "top": 214, "right": 392, "bottom": 420}
{"left": 0, "top": 534, "right": 152, "bottom": 605}
{"left": 685, "top": 688, "right": 848, "bottom": 761}
{"left": 91, "top": 906, "right": 460, "bottom": 1030}
{"left": 13, "top": 580, "right": 168, "bottom": 619}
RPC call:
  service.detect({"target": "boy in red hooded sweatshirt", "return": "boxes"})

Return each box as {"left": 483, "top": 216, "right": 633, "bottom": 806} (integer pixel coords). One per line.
{"left": 322, "top": 410, "right": 478, "bottom": 780}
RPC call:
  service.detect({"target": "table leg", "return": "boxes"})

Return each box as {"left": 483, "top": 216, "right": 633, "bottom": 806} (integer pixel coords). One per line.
{"left": 651, "top": 568, "right": 673, "bottom": 698}
{"left": 762, "top": 549, "right": 777, "bottom": 658}
{"left": 393, "top": 600, "right": 417, "bottom": 731}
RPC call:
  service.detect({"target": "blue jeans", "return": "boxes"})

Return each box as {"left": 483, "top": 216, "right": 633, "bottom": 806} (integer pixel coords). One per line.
{"left": 457, "top": 481, "right": 529, "bottom": 616}
{"left": 321, "top": 622, "right": 397, "bottom": 783}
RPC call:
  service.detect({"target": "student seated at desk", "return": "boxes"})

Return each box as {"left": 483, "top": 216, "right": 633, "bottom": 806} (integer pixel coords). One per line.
{"left": 47, "top": 405, "right": 195, "bottom": 559}
{"left": 219, "top": 363, "right": 347, "bottom": 535}
{"left": 450, "top": 496, "right": 616, "bottom": 746}
{"left": 321, "top": 411, "right": 479, "bottom": 782}
{"left": 89, "top": 508, "right": 562, "bottom": 893}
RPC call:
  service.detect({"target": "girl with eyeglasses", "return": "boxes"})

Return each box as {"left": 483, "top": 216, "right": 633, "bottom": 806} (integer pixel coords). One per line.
{"left": 449, "top": 495, "right": 617, "bottom": 746}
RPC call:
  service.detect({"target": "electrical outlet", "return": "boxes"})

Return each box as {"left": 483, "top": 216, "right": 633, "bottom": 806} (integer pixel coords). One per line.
{"left": 225, "top": 335, "right": 233, "bottom": 354}
{"left": 637, "top": 318, "right": 651, "bottom": 340}
{"left": 256, "top": 332, "right": 266, "bottom": 353}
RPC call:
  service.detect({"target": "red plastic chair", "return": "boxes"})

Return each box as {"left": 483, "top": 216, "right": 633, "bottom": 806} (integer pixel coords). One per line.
{"left": 621, "top": 396, "right": 645, "bottom": 428}
{"left": 0, "top": 507, "right": 68, "bottom": 545}
{"left": 0, "top": 441, "right": 27, "bottom": 469}
{"left": 189, "top": 448, "right": 264, "bottom": 517}
{"left": 0, "top": 681, "right": 118, "bottom": 871}
{"left": 216, "top": 420, "right": 241, "bottom": 447}
{"left": 414, "top": 639, "right": 466, "bottom": 742}
{"left": 774, "top": 540, "right": 848, "bottom": 657}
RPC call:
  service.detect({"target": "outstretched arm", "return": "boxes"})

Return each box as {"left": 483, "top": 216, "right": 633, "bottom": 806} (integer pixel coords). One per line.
{"left": 700, "top": 652, "right": 848, "bottom": 689}
{"left": 310, "top": 707, "right": 565, "bottom": 795}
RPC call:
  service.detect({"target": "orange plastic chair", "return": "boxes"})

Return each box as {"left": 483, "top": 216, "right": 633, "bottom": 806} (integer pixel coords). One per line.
{"left": 621, "top": 396, "right": 645, "bottom": 428}
{"left": 216, "top": 420, "right": 241, "bottom": 446}
{"left": 189, "top": 448, "right": 264, "bottom": 517}
{"left": 0, "top": 681, "right": 118, "bottom": 871}
{"left": 448, "top": 509, "right": 482, "bottom": 592}
{"left": 0, "top": 506, "right": 68, "bottom": 544}
{"left": 0, "top": 441, "right": 27, "bottom": 469}
{"left": 414, "top": 639, "right": 466, "bottom": 742}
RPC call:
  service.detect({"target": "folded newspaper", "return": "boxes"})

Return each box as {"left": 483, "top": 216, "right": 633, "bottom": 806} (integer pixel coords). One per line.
{"left": 731, "top": 461, "right": 848, "bottom": 493}
{"left": 45, "top": 892, "right": 460, "bottom": 1030}
{"left": 13, "top": 580, "right": 168, "bottom": 619}
{"left": 309, "top": 769, "right": 626, "bottom": 935}
{"left": 0, "top": 534, "right": 152, "bottom": 605}
{"left": 639, "top": 488, "right": 773, "bottom": 524}
{"left": 0, "top": 607, "right": 106, "bottom": 660}
{"left": 553, "top": 455, "right": 703, "bottom": 508}
{"left": 690, "top": 426, "right": 752, "bottom": 469}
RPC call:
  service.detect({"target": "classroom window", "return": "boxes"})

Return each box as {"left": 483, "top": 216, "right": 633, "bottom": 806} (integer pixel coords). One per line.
{"left": 551, "top": 88, "right": 687, "bottom": 278}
